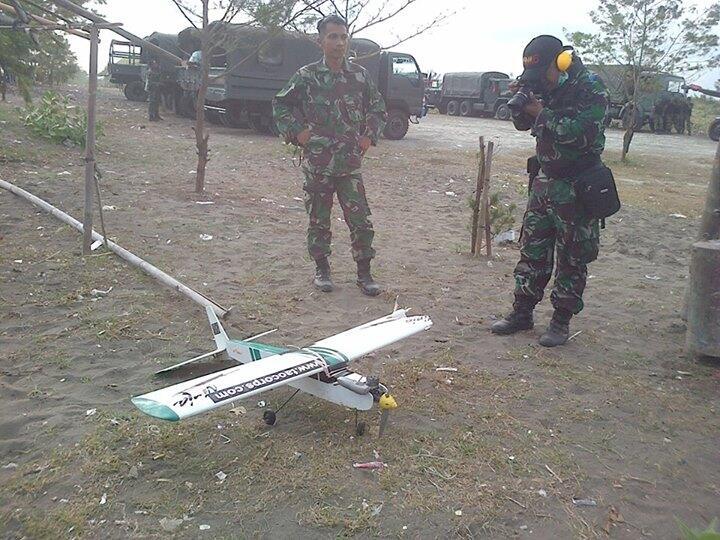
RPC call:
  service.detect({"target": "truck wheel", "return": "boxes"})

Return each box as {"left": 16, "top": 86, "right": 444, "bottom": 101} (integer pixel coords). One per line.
{"left": 709, "top": 120, "right": 720, "bottom": 142}
{"left": 383, "top": 110, "right": 409, "bottom": 140}
{"left": 459, "top": 100, "right": 473, "bottom": 117}
{"left": 495, "top": 103, "right": 511, "bottom": 121}
{"left": 222, "top": 106, "right": 247, "bottom": 128}
{"left": 250, "top": 114, "right": 279, "bottom": 136}
{"left": 123, "top": 81, "right": 147, "bottom": 102}
{"left": 446, "top": 100, "right": 459, "bottom": 116}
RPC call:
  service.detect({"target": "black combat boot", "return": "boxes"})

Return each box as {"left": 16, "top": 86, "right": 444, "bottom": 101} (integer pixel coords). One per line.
{"left": 539, "top": 309, "right": 572, "bottom": 347}
{"left": 490, "top": 306, "right": 534, "bottom": 335}
{"left": 356, "top": 259, "right": 381, "bottom": 297}
{"left": 313, "top": 258, "right": 333, "bottom": 292}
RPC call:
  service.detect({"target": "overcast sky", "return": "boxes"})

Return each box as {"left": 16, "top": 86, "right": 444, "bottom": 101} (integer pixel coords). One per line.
{"left": 67, "top": 0, "right": 720, "bottom": 87}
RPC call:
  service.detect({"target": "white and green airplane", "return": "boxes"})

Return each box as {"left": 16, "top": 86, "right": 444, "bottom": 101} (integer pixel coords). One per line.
{"left": 131, "top": 306, "right": 433, "bottom": 429}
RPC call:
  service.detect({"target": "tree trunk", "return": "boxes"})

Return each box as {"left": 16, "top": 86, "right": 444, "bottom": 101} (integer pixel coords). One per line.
{"left": 685, "top": 143, "right": 720, "bottom": 357}
{"left": 698, "top": 141, "right": 720, "bottom": 241}
{"left": 686, "top": 240, "right": 720, "bottom": 357}
{"left": 621, "top": 125, "right": 634, "bottom": 162}
{"left": 194, "top": 1, "right": 210, "bottom": 194}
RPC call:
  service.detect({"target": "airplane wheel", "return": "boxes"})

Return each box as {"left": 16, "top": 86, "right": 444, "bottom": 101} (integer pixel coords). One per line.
{"left": 263, "top": 409, "right": 277, "bottom": 426}
{"left": 355, "top": 421, "right": 366, "bottom": 437}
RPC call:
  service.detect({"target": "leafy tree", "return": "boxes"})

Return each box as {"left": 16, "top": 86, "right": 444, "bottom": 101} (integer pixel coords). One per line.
{"left": 569, "top": 0, "right": 720, "bottom": 160}
{"left": 0, "top": 1, "right": 102, "bottom": 100}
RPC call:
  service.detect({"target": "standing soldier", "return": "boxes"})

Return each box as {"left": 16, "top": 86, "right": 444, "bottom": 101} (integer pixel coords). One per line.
{"left": 146, "top": 60, "right": 163, "bottom": 121}
{"left": 491, "top": 35, "right": 608, "bottom": 347}
{"left": 273, "top": 15, "right": 386, "bottom": 296}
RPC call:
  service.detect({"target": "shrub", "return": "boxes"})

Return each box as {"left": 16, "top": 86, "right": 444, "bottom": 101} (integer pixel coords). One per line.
{"left": 467, "top": 191, "right": 518, "bottom": 237}
{"left": 22, "top": 91, "right": 101, "bottom": 146}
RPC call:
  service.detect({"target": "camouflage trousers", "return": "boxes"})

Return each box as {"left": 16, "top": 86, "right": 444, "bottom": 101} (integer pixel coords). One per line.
{"left": 148, "top": 86, "right": 161, "bottom": 119}
{"left": 302, "top": 170, "right": 375, "bottom": 262}
{"left": 513, "top": 173, "right": 600, "bottom": 315}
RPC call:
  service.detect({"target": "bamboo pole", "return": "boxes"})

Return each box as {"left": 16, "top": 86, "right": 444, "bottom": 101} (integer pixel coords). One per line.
{"left": 82, "top": 25, "right": 98, "bottom": 254}
{"left": 0, "top": 1, "right": 89, "bottom": 39}
{"left": 0, "top": 179, "right": 230, "bottom": 319}
{"left": 483, "top": 141, "right": 494, "bottom": 258}
{"left": 471, "top": 136, "right": 485, "bottom": 255}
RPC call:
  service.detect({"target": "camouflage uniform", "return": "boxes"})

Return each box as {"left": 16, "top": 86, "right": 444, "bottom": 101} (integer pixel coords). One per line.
{"left": 273, "top": 60, "right": 386, "bottom": 262}
{"left": 146, "top": 65, "right": 162, "bottom": 120}
{"left": 512, "top": 65, "right": 608, "bottom": 315}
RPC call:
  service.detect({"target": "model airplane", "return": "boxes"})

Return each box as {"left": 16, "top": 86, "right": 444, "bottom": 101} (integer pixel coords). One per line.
{"left": 131, "top": 306, "right": 433, "bottom": 432}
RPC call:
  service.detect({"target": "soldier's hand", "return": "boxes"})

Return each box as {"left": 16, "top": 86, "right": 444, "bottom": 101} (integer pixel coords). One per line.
{"left": 359, "top": 135, "right": 372, "bottom": 154}
{"left": 296, "top": 128, "right": 312, "bottom": 146}
{"left": 523, "top": 93, "right": 543, "bottom": 118}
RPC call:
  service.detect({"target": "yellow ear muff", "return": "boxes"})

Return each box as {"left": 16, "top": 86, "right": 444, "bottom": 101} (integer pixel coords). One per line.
{"left": 556, "top": 50, "right": 573, "bottom": 72}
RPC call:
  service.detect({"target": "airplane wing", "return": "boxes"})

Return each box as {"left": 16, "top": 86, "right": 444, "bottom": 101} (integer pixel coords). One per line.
{"left": 132, "top": 351, "right": 327, "bottom": 421}
{"left": 306, "top": 311, "right": 433, "bottom": 362}
{"left": 133, "top": 308, "right": 433, "bottom": 422}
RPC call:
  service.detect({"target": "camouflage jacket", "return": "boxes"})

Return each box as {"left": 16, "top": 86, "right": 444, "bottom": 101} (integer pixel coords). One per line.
{"left": 273, "top": 59, "right": 386, "bottom": 176}
{"left": 513, "top": 65, "right": 608, "bottom": 179}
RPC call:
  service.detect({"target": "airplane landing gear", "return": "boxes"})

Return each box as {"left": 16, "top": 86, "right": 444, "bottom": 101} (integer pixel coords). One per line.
{"left": 262, "top": 409, "right": 277, "bottom": 426}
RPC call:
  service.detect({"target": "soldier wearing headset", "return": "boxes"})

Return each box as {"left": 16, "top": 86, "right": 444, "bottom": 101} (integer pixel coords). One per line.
{"left": 491, "top": 35, "right": 609, "bottom": 347}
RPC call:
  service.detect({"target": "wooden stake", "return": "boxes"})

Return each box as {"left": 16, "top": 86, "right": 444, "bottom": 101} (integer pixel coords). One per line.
{"left": 82, "top": 25, "right": 98, "bottom": 255}
{"left": 483, "top": 141, "right": 494, "bottom": 258}
{"left": 471, "top": 136, "right": 485, "bottom": 255}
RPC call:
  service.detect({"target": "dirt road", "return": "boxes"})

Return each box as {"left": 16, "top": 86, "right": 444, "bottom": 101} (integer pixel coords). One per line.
{"left": 410, "top": 112, "right": 718, "bottom": 162}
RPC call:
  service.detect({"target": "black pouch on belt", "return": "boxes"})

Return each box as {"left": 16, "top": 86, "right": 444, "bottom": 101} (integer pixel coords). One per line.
{"left": 573, "top": 162, "right": 621, "bottom": 220}
{"left": 526, "top": 156, "right": 540, "bottom": 194}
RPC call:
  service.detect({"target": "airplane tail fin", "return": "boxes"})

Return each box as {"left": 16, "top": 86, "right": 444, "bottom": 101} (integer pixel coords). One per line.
{"left": 206, "top": 305, "right": 229, "bottom": 350}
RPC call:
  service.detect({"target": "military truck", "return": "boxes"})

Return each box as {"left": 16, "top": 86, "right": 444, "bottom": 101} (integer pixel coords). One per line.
{"left": 168, "top": 25, "right": 424, "bottom": 140}
{"left": 436, "top": 72, "right": 512, "bottom": 119}
{"left": 588, "top": 64, "right": 688, "bottom": 132}
{"left": 107, "top": 40, "right": 146, "bottom": 101}
{"left": 109, "top": 32, "right": 190, "bottom": 104}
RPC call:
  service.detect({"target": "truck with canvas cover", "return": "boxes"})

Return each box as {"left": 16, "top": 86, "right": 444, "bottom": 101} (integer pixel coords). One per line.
{"left": 108, "top": 40, "right": 146, "bottom": 101}
{"left": 438, "top": 72, "right": 512, "bottom": 119}
{"left": 589, "top": 64, "right": 688, "bottom": 132}
{"left": 174, "top": 24, "right": 425, "bottom": 139}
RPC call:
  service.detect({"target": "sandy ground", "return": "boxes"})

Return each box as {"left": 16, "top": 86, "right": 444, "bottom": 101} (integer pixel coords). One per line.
{"left": 1, "top": 86, "right": 719, "bottom": 539}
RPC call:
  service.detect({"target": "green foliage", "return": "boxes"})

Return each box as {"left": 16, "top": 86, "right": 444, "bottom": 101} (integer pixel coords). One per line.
{"left": 488, "top": 192, "right": 517, "bottom": 235}
{"left": 677, "top": 518, "right": 720, "bottom": 540}
{"left": 570, "top": 0, "right": 720, "bottom": 76}
{"left": 467, "top": 191, "right": 518, "bottom": 237}
{"left": 690, "top": 95, "right": 720, "bottom": 135}
{"left": 0, "top": 1, "right": 101, "bottom": 101}
{"left": 22, "top": 91, "right": 100, "bottom": 146}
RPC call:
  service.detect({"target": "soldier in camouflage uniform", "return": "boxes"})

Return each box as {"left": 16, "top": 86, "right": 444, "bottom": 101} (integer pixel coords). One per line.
{"left": 146, "top": 60, "right": 163, "bottom": 121}
{"left": 491, "top": 35, "right": 608, "bottom": 347}
{"left": 273, "top": 14, "right": 386, "bottom": 296}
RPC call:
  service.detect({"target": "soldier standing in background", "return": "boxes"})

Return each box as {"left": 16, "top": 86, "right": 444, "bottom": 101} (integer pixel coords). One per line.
{"left": 273, "top": 14, "right": 387, "bottom": 296}
{"left": 491, "top": 35, "right": 608, "bottom": 347}
{"left": 146, "top": 60, "right": 163, "bottom": 122}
